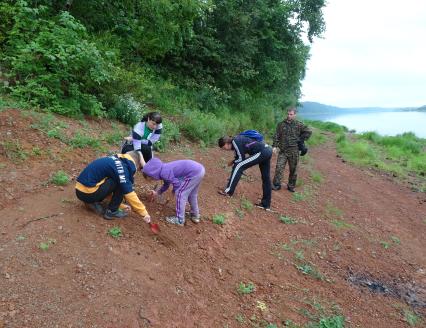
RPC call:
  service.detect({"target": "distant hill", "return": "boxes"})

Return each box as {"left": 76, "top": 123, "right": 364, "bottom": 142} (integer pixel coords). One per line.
{"left": 297, "top": 101, "right": 421, "bottom": 119}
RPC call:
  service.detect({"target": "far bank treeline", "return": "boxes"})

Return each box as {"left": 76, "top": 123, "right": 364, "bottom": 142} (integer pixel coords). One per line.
{"left": 0, "top": 0, "right": 325, "bottom": 143}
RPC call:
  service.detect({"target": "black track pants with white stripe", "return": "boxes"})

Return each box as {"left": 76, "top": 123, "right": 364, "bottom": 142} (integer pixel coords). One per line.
{"left": 225, "top": 146, "right": 272, "bottom": 207}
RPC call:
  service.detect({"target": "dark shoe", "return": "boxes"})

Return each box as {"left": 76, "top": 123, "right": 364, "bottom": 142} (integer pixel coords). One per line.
{"left": 217, "top": 190, "right": 231, "bottom": 197}
{"left": 85, "top": 202, "right": 105, "bottom": 216}
{"left": 271, "top": 184, "right": 281, "bottom": 191}
{"left": 104, "top": 209, "right": 128, "bottom": 220}
{"left": 287, "top": 186, "right": 295, "bottom": 192}
{"left": 255, "top": 203, "right": 272, "bottom": 212}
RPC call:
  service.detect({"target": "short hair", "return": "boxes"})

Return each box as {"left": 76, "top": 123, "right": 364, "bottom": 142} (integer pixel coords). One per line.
{"left": 126, "top": 150, "right": 143, "bottom": 170}
{"left": 218, "top": 136, "right": 232, "bottom": 148}
{"left": 142, "top": 111, "right": 162, "bottom": 124}
{"left": 287, "top": 107, "right": 297, "bottom": 114}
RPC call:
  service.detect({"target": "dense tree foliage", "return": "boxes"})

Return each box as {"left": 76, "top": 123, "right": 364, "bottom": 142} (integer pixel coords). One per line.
{"left": 0, "top": 0, "right": 326, "bottom": 121}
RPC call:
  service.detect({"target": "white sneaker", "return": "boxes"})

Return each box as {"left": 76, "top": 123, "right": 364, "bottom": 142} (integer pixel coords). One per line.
{"left": 190, "top": 214, "right": 201, "bottom": 224}
{"left": 165, "top": 216, "right": 185, "bottom": 226}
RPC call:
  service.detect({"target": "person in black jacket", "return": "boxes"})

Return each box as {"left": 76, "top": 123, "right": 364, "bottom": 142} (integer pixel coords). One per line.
{"left": 218, "top": 134, "right": 272, "bottom": 211}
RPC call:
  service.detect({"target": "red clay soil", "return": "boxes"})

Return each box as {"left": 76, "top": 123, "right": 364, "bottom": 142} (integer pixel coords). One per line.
{"left": 0, "top": 109, "right": 425, "bottom": 328}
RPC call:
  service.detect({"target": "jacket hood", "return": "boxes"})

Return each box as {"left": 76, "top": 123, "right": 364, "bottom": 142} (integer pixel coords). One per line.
{"left": 142, "top": 158, "right": 164, "bottom": 180}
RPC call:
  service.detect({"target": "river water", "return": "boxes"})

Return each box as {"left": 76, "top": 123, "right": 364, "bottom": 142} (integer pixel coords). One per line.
{"left": 299, "top": 110, "right": 426, "bottom": 138}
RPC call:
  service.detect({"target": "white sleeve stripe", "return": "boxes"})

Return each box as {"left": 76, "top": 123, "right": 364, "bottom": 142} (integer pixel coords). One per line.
{"left": 232, "top": 139, "right": 242, "bottom": 163}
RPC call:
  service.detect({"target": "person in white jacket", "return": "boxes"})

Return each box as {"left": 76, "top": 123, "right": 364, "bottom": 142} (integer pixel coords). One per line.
{"left": 121, "top": 112, "right": 163, "bottom": 162}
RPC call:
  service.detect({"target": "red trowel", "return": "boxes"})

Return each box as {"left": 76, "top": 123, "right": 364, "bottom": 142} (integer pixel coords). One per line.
{"left": 149, "top": 222, "right": 160, "bottom": 234}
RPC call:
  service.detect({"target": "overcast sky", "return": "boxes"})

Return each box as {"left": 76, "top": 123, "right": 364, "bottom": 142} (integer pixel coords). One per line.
{"left": 301, "top": 0, "right": 426, "bottom": 108}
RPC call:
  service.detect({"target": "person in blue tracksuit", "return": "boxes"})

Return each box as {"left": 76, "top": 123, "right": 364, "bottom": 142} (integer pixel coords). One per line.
{"left": 218, "top": 134, "right": 272, "bottom": 211}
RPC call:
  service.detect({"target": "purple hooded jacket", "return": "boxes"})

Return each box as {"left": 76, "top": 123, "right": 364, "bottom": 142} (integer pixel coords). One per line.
{"left": 143, "top": 158, "right": 205, "bottom": 194}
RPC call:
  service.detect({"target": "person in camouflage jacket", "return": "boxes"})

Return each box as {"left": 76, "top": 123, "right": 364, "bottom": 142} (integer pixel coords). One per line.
{"left": 272, "top": 108, "right": 312, "bottom": 192}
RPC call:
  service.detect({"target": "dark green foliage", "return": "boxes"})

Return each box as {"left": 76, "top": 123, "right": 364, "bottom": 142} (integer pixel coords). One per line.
{"left": 1, "top": 1, "right": 112, "bottom": 116}
{"left": 0, "top": 0, "right": 327, "bottom": 142}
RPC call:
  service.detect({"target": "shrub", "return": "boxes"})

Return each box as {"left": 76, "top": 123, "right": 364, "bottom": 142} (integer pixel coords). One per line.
{"left": 108, "top": 94, "right": 148, "bottom": 126}
{"left": 155, "top": 119, "right": 181, "bottom": 152}
{"left": 2, "top": 3, "right": 112, "bottom": 116}
{"left": 180, "top": 110, "right": 226, "bottom": 145}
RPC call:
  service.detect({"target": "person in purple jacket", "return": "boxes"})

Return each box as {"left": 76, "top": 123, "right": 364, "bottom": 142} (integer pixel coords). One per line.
{"left": 142, "top": 158, "right": 205, "bottom": 226}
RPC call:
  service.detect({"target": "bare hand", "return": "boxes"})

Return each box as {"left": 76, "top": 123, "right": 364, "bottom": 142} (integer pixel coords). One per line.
{"left": 273, "top": 147, "right": 279, "bottom": 154}
{"left": 122, "top": 204, "right": 131, "bottom": 213}
{"left": 143, "top": 215, "right": 151, "bottom": 224}
{"left": 147, "top": 190, "right": 157, "bottom": 202}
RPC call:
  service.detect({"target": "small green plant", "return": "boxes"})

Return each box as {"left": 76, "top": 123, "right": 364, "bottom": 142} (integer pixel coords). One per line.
{"left": 70, "top": 132, "right": 101, "bottom": 149}
{"left": 212, "top": 214, "right": 226, "bottom": 225}
{"left": 295, "top": 263, "right": 325, "bottom": 281}
{"left": 241, "top": 197, "right": 253, "bottom": 211}
{"left": 380, "top": 241, "right": 391, "bottom": 249}
{"left": 237, "top": 282, "right": 255, "bottom": 294}
{"left": 50, "top": 171, "right": 70, "bottom": 186}
{"left": 294, "top": 250, "right": 305, "bottom": 261}
{"left": 32, "top": 147, "right": 42, "bottom": 156}
{"left": 318, "top": 315, "right": 345, "bottom": 328}
{"left": 108, "top": 226, "right": 122, "bottom": 238}
{"left": 279, "top": 215, "right": 297, "bottom": 224}
{"left": 331, "top": 220, "right": 354, "bottom": 229}
{"left": 325, "top": 203, "right": 343, "bottom": 219}
{"left": 403, "top": 309, "right": 421, "bottom": 326}
{"left": 292, "top": 192, "right": 305, "bottom": 202}
{"left": 16, "top": 235, "right": 26, "bottom": 241}
{"left": 235, "top": 208, "right": 245, "bottom": 219}
{"left": 235, "top": 314, "right": 245, "bottom": 324}
{"left": 390, "top": 236, "right": 401, "bottom": 245}
{"left": 1, "top": 140, "right": 28, "bottom": 161}
{"left": 39, "top": 238, "right": 56, "bottom": 251}
{"left": 311, "top": 170, "right": 324, "bottom": 183}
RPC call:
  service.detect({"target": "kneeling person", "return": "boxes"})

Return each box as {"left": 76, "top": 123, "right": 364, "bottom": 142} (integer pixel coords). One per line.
{"left": 75, "top": 151, "right": 151, "bottom": 223}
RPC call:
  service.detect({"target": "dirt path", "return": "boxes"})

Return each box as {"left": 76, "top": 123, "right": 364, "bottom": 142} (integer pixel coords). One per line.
{"left": 0, "top": 110, "right": 425, "bottom": 327}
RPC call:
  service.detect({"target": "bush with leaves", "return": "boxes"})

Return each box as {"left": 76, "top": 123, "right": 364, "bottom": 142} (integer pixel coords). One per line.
{"left": 1, "top": 1, "right": 113, "bottom": 116}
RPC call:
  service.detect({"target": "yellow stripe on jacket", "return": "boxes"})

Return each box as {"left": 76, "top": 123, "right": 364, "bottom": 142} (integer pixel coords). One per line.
{"left": 124, "top": 191, "right": 148, "bottom": 217}
{"left": 75, "top": 178, "right": 107, "bottom": 193}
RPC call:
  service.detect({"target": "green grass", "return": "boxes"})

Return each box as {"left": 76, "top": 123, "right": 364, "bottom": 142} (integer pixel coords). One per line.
{"left": 237, "top": 282, "right": 255, "bottom": 294}
{"left": 279, "top": 215, "right": 298, "bottom": 224}
{"left": 292, "top": 192, "right": 305, "bottom": 202}
{"left": 212, "top": 214, "right": 226, "bottom": 225}
{"left": 330, "top": 220, "right": 354, "bottom": 229}
{"left": 404, "top": 309, "right": 421, "bottom": 326}
{"left": 50, "top": 170, "right": 70, "bottom": 186}
{"left": 310, "top": 170, "right": 324, "bottom": 183}
{"left": 306, "top": 131, "right": 327, "bottom": 147}
{"left": 0, "top": 140, "right": 28, "bottom": 161}
{"left": 108, "top": 226, "right": 122, "bottom": 238}
{"left": 39, "top": 238, "right": 56, "bottom": 251}
{"left": 325, "top": 203, "right": 343, "bottom": 219}
{"left": 295, "top": 263, "right": 325, "bottom": 281}
{"left": 334, "top": 130, "right": 426, "bottom": 189}
{"left": 235, "top": 208, "right": 245, "bottom": 219}
{"left": 304, "top": 120, "right": 348, "bottom": 134}
{"left": 240, "top": 197, "right": 253, "bottom": 211}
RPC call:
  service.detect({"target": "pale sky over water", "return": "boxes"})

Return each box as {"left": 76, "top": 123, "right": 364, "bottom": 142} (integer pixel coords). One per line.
{"left": 301, "top": 0, "right": 426, "bottom": 108}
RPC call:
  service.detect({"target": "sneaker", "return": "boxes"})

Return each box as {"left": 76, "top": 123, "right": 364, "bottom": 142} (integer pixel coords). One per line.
{"left": 85, "top": 202, "right": 105, "bottom": 215}
{"left": 104, "top": 209, "right": 128, "bottom": 220}
{"left": 271, "top": 184, "right": 281, "bottom": 191}
{"left": 190, "top": 213, "right": 201, "bottom": 224}
{"left": 254, "top": 203, "right": 272, "bottom": 212}
{"left": 217, "top": 190, "right": 231, "bottom": 197}
{"left": 165, "top": 216, "right": 185, "bottom": 226}
{"left": 287, "top": 186, "right": 295, "bottom": 193}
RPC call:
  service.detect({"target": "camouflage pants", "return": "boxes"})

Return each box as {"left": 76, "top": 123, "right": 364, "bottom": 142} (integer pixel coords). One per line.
{"left": 272, "top": 148, "right": 299, "bottom": 189}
